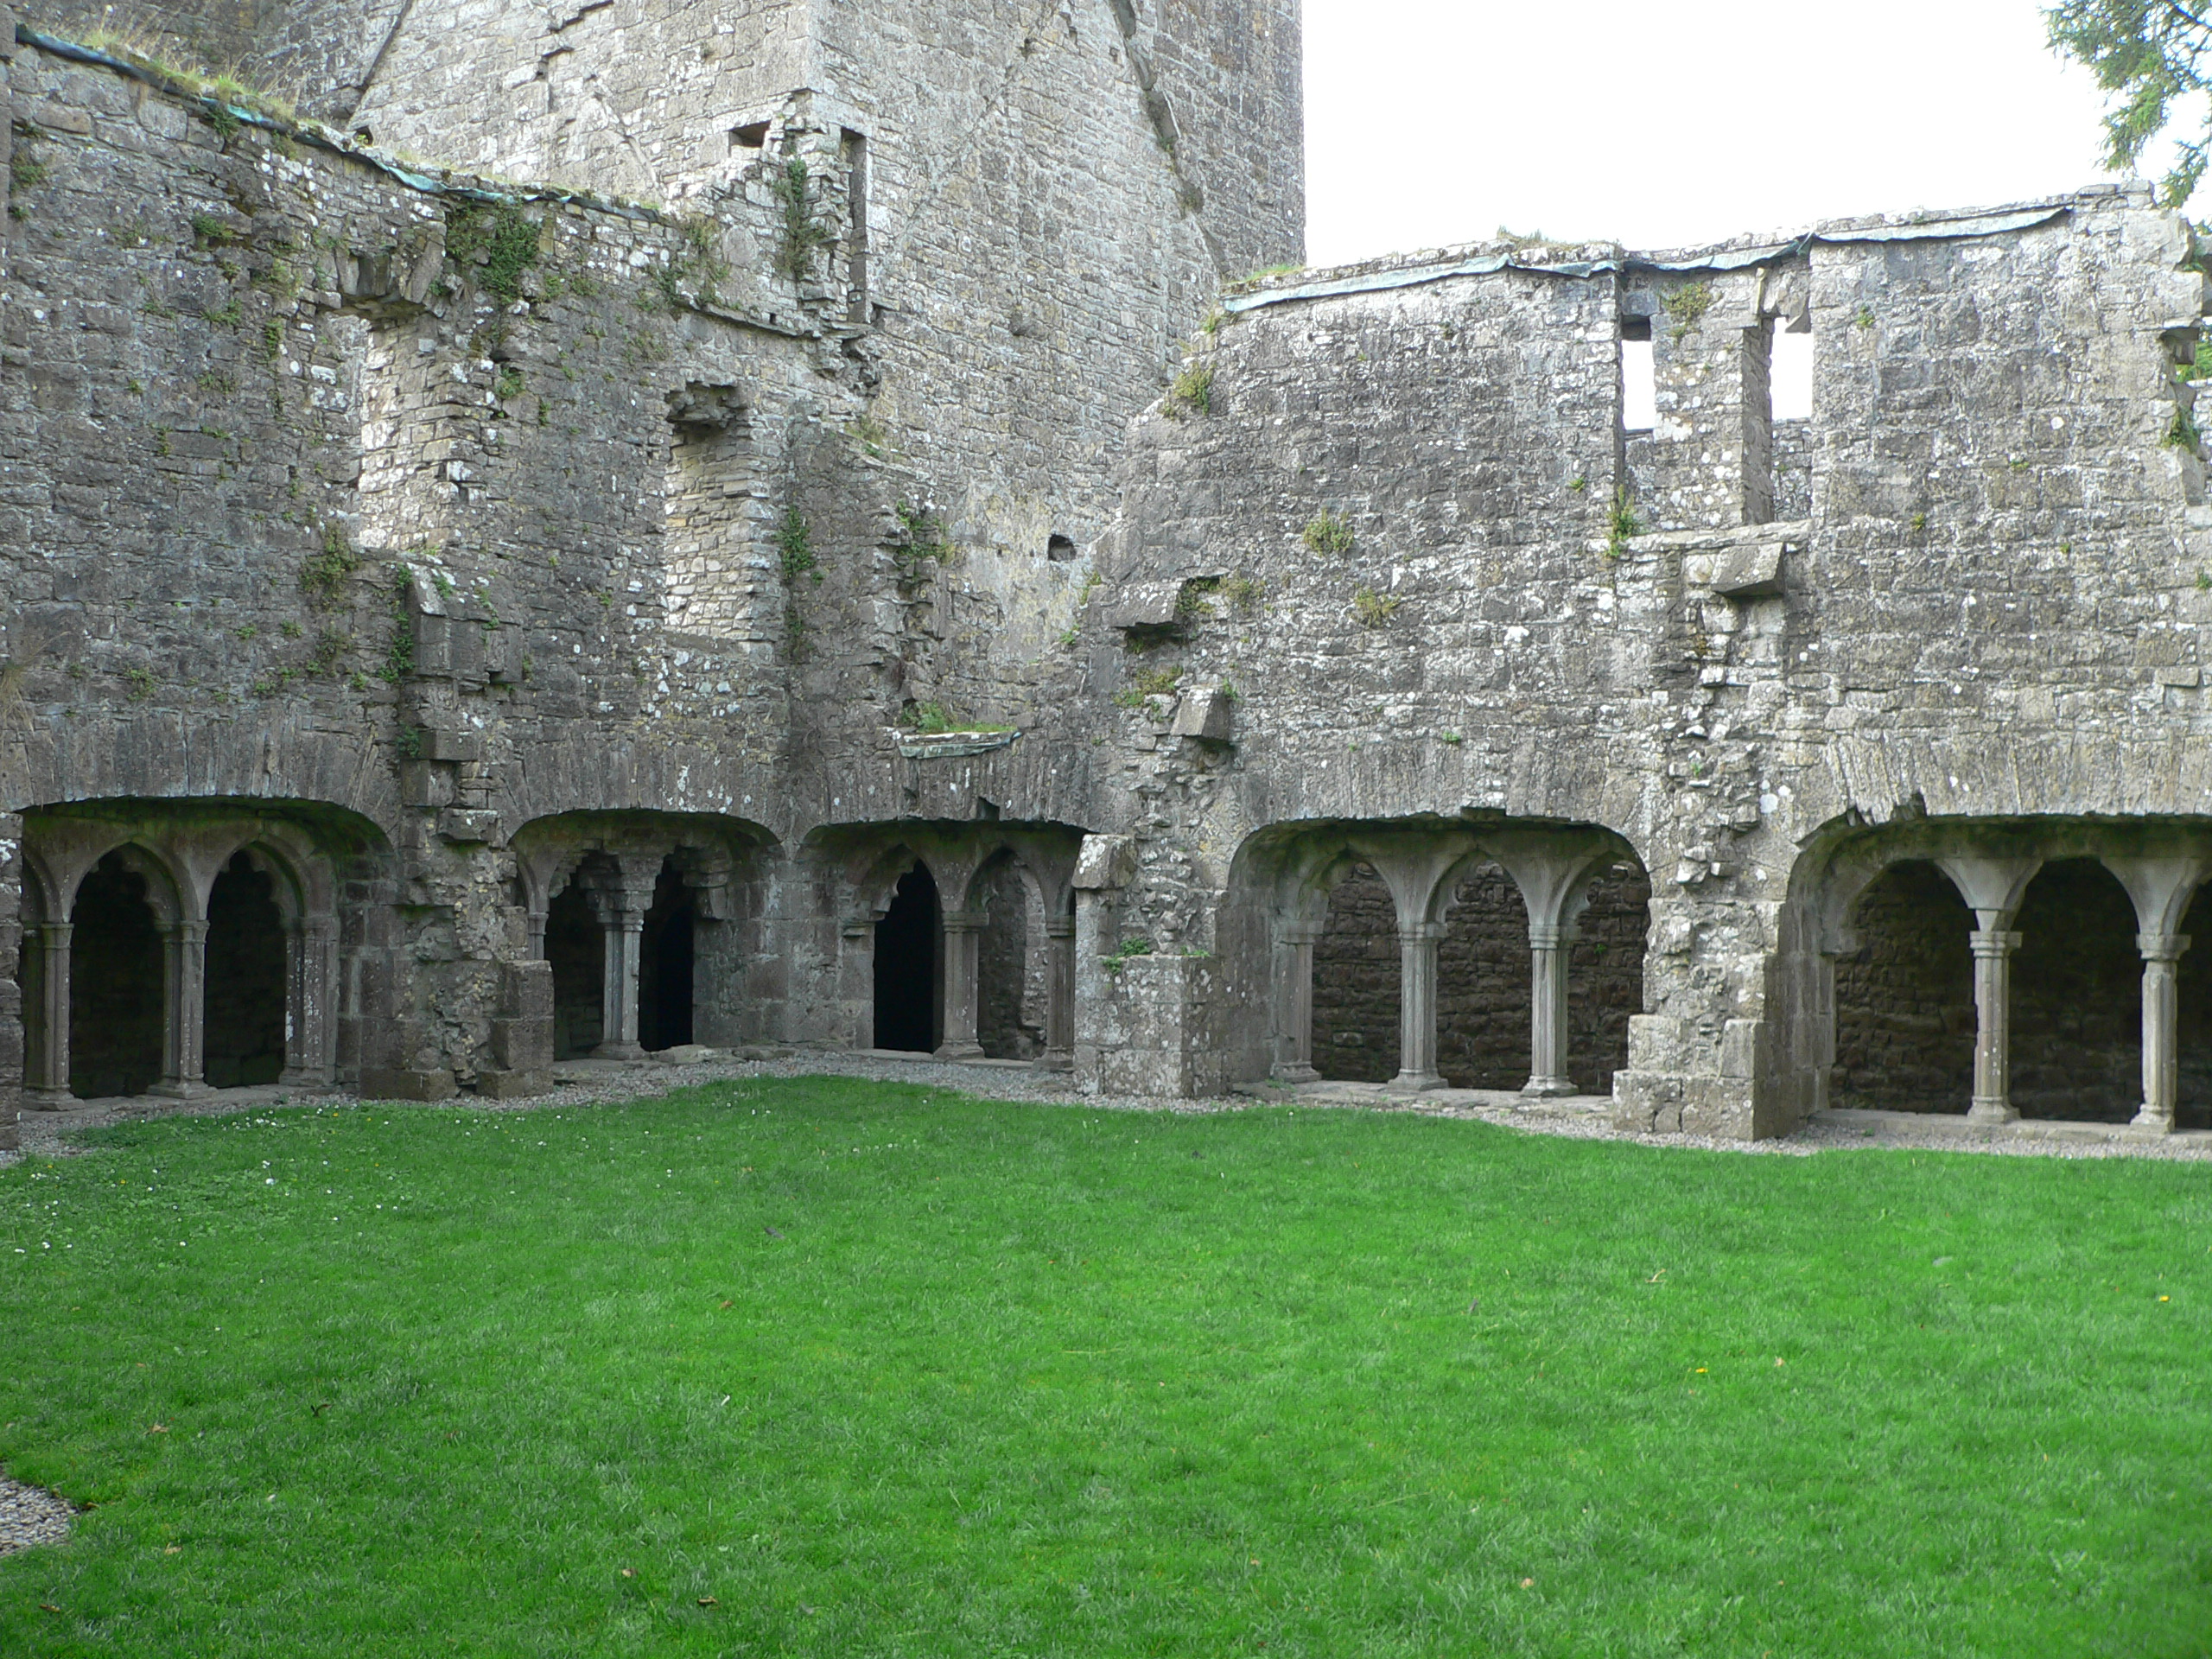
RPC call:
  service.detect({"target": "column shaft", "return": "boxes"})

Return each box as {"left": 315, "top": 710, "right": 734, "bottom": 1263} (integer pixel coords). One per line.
{"left": 24, "top": 923, "right": 73, "bottom": 1107}
{"left": 1039, "top": 918, "right": 1075, "bottom": 1071}
{"left": 936, "top": 911, "right": 986, "bottom": 1061}
{"left": 1387, "top": 923, "right": 1446, "bottom": 1092}
{"left": 280, "top": 918, "right": 335, "bottom": 1088}
{"left": 1524, "top": 921, "right": 1576, "bottom": 1097}
{"left": 597, "top": 912, "right": 645, "bottom": 1058}
{"left": 1273, "top": 925, "right": 1319, "bottom": 1084}
{"left": 152, "top": 918, "right": 211, "bottom": 1098}
{"left": 1967, "top": 927, "right": 2021, "bottom": 1124}
{"left": 2133, "top": 931, "right": 2189, "bottom": 1134}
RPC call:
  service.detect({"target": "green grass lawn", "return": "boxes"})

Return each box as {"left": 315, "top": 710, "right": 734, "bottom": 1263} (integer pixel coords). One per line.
{"left": 0, "top": 1078, "right": 2207, "bottom": 1656}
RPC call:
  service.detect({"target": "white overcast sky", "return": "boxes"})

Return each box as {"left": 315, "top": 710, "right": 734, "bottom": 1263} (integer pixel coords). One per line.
{"left": 1302, "top": 0, "right": 2130, "bottom": 265}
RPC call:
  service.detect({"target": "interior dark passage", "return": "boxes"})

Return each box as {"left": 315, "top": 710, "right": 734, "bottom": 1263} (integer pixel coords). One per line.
{"left": 1313, "top": 863, "right": 1398, "bottom": 1083}
{"left": 874, "top": 862, "right": 940, "bottom": 1052}
{"left": 203, "top": 851, "right": 286, "bottom": 1088}
{"left": 2011, "top": 858, "right": 2141, "bottom": 1122}
{"left": 1566, "top": 867, "right": 1651, "bottom": 1094}
{"left": 639, "top": 858, "right": 696, "bottom": 1052}
{"left": 1437, "top": 866, "right": 1529, "bottom": 1090}
{"left": 977, "top": 858, "right": 1041, "bottom": 1060}
{"left": 2174, "top": 884, "right": 2212, "bottom": 1129}
{"left": 1832, "top": 861, "right": 1974, "bottom": 1111}
{"left": 546, "top": 882, "right": 604, "bottom": 1060}
{"left": 69, "top": 851, "right": 164, "bottom": 1098}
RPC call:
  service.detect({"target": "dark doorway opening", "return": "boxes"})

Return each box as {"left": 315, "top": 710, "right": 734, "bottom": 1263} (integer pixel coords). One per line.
{"left": 639, "top": 858, "right": 696, "bottom": 1052}
{"left": 69, "top": 851, "right": 164, "bottom": 1098}
{"left": 874, "top": 862, "right": 940, "bottom": 1052}
{"left": 1833, "top": 861, "right": 1974, "bottom": 1112}
{"left": 1313, "top": 862, "right": 1398, "bottom": 1083}
{"left": 547, "top": 882, "right": 604, "bottom": 1060}
{"left": 204, "top": 851, "right": 286, "bottom": 1088}
{"left": 1437, "top": 865, "right": 1529, "bottom": 1090}
{"left": 977, "top": 858, "right": 1041, "bottom": 1060}
{"left": 2012, "top": 858, "right": 2141, "bottom": 1122}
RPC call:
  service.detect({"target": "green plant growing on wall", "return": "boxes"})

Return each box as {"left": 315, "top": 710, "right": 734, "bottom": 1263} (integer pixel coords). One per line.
{"left": 1165, "top": 360, "right": 1214, "bottom": 418}
{"left": 493, "top": 365, "right": 526, "bottom": 403}
{"left": 1099, "top": 937, "right": 1155, "bottom": 976}
{"left": 308, "top": 629, "right": 351, "bottom": 677}
{"left": 1303, "top": 512, "right": 1356, "bottom": 556}
{"left": 1351, "top": 588, "right": 1399, "bottom": 627}
{"left": 1174, "top": 577, "right": 1222, "bottom": 620}
{"left": 892, "top": 500, "right": 953, "bottom": 579}
{"left": 2168, "top": 400, "right": 2202, "bottom": 451}
{"left": 380, "top": 569, "right": 416, "bottom": 683}
{"left": 1606, "top": 488, "right": 1643, "bottom": 559}
{"left": 1223, "top": 574, "right": 1265, "bottom": 611}
{"left": 902, "top": 701, "right": 1002, "bottom": 734}
{"left": 1114, "top": 664, "right": 1183, "bottom": 709}
{"left": 772, "top": 156, "right": 837, "bottom": 282}
{"left": 299, "top": 525, "right": 361, "bottom": 607}
{"left": 1662, "top": 281, "right": 1713, "bottom": 341}
{"left": 10, "top": 127, "right": 48, "bottom": 199}
{"left": 124, "top": 666, "right": 156, "bottom": 702}
{"left": 777, "top": 507, "right": 820, "bottom": 584}
{"left": 445, "top": 201, "right": 543, "bottom": 305}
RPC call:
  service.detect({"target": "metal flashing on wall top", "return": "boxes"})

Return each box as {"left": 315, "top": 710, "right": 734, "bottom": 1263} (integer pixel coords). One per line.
{"left": 1221, "top": 206, "right": 2074, "bottom": 317}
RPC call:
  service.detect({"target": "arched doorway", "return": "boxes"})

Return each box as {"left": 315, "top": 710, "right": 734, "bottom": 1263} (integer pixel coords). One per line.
{"left": 546, "top": 880, "right": 604, "bottom": 1060}
{"left": 69, "top": 851, "right": 165, "bottom": 1098}
{"left": 204, "top": 851, "right": 287, "bottom": 1088}
{"left": 1313, "top": 861, "right": 1398, "bottom": 1083}
{"left": 874, "top": 863, "right": 941, "bottom": 1052}
{"left": 1833, "top": 860, "right": 1974, "bottom": 1112}
{"left": 639, "top": 858, "right": 696, "bottom": 1052}
{"left": 2012, "top": 859, "right": 2142, "bottom": 1122}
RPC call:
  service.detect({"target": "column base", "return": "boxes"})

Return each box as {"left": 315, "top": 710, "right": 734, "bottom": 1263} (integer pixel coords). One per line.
{"left": 1270, "top": 1062, "right": 1320, "bottom": 1084}
{"left": 24, "top": 1088, "right": 75, "bottom": 1112}
{"left": 2128, "top": 1106, "right": 2177, "bottom": 1136}
{"left": 1384, "top": 1070, "right": 1447, "bottom": 1094}
{"left": 277, "top": 1065, "right": 334, "bottom": 1091}
{"left": 1034, "top": 1050, "right": 1074, "bottom": 1074}
{"left": 592, "top": 1042, "right": 647, "bottom": 1061}
{"left": 1522, "top": 1075, "right": 1578, "bottom": 1099}
{"left": 933, "top": 1041, "right": 986, "bottom": 1062}
{"left": 1965, "top": 1098, "right": 2020, "bottom": 1125}
{"left": 147, "top": 1078, "right": 215, "bottom": 1100}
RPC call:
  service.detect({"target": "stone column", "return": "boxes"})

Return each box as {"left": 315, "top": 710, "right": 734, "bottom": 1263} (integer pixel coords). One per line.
{"left": 1524, "top": 919, "right": 1578, "bottom": 1098}
{"left": 151, "top": 918, "right": 213, "bottom": 1097}
{"left": 936, "top": 909, "right": 987, "bottom": 1061}
{"left": 1039, "top": 916, "right": 1076, "bottom": 1072}
{"left": 1386, "top": 921, "right": 1446, "bottom": 1092}
{"left": 1966, "top": 927, "right": 2023, "bottom": 1124}
{"left": 2133, "top": 931, "right": 2190, "bottom": 1134}
{"left": 597, "top": 907, "right": 645, "bottom": 1058}
{"left": 22, "top": 922, "right": 73, "bottom": 1108}
{"left": 279, "top": 917, "right": 336, "bottom": 1088}
{"left": 1271, "top": 920, "right": 1321, "bottom": 1084}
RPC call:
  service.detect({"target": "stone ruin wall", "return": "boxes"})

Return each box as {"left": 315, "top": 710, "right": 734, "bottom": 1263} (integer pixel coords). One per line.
{"left": 10, "top": 2, "right": 2212, "bottom": 1146}
{"left": 1069, "top": 187, "right": 2212, "bottom": 1135}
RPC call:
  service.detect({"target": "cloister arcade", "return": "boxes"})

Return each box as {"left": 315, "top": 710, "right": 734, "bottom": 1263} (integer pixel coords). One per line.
{"left": 16, "top": 802, "right": 376, "bottom": 1102}
{"left": 811, "top": 823, "right": 1084, "bottom": 1069}
{"left": 1232, "top": 818, "right": 1652, "bottom": 1097}
{"left": 512, "top": 811, "right": 774, "bottom": 1060}
{"left": 1797, "top": 817, "right": 2212, "bottom": 1132}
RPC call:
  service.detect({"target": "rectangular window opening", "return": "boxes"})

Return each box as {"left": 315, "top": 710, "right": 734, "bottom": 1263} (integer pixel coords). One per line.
{"left": 842, "top": 128, "right": 870, "bottom": 327}
{"left": 1620, "top": 318, "right": 1655, "bottom": 434}
{"left": 731, "top": 121, "right": 769, "bottom": 153}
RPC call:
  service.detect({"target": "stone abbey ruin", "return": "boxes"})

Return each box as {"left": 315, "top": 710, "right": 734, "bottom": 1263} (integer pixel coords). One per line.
{"left": 4, "top": 0, "right": 2212, "bottom": 1149}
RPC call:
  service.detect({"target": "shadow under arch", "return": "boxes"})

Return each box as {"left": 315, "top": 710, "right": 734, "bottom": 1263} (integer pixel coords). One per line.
{"left": 18, "top": 796, "right": 396, "bottom": 1101}
{"left": 1777, "top": 811, "right": 2212, "bottom": 1130}
{"left": 1224, "top": 813, "right": 1653, "bottom": 1096}
{"left": 511, "top": 809, "right": 779, "bottom": 1058}
{"left": 802, "top": 819, "right": 1086, "bottom": 1065}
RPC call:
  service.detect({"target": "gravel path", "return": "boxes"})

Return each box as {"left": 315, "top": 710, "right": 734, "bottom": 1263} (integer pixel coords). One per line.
{"left": 9, "top": 1046, "right": 2209, "bottom": 1164}
{"left": 0, "top": 1472, "right": 73, "bottom": 1557}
